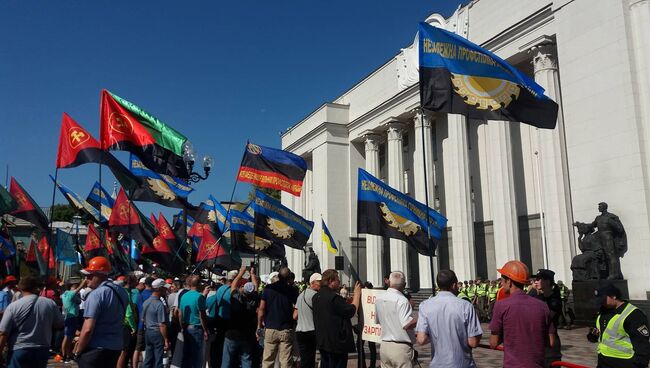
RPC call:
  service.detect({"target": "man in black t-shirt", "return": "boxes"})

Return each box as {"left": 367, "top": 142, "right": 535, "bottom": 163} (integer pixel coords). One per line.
{"left": 534, "top": 269, "right": 563, "bottom": 367}
{"left": 223, "top": 267, "right": 260, "bottom": 368}
{"left": 313, "top": 269, "right": 361, "bottom": 368}
{"left": 257, "top": 267, "right": 298, "bottom": 368}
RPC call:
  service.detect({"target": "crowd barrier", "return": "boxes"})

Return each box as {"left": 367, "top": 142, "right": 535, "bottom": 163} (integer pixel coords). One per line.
{"left": 476, "top": 344, "right": 590, "bottom": 368}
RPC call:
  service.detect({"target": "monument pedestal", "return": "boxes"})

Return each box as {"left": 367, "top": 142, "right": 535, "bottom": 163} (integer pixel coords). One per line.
{"left": 572, "top": 280, "right": 629, "bottom": 325}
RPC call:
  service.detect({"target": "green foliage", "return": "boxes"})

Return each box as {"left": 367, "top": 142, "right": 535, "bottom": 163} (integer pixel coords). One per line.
{"left": 51, "top": 204, "right": 76, "bottom": 222}
{"left": 247, "top": 186, "right": 281, "bottom": 202}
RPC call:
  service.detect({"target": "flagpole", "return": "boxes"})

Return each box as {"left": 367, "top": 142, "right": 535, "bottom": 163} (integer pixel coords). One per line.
{"left": 47, "top": 168, "right": 59, "bottom": 280}
{"left": 419, "top": 109, "right": 437, "bottom": 295}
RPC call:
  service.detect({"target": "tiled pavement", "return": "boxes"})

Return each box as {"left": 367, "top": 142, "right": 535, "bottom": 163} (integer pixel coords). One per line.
{"left": 47, "top": 324, "right": 598, "bottom": 367}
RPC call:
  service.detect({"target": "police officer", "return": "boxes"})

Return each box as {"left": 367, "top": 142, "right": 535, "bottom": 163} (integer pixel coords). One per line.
{"left": 466, "top": 279, "right": 477, "bottom": 306}
{"left": 457, "top": 282, "right": 470, "bottom": 302}
{"left": 588, "top": 282, "right": 650, "bottom": 368}
{"left": 557, "top": 280, "right": 573, "bottom": 329}
{"left": 534, "top": 269, "right": 563, "bottom": 367}
{"left": 487, "top": 280, "right": 498, "bottom": 321}
{"left": 476, "top": 278, "right": 488, "bottom": 321}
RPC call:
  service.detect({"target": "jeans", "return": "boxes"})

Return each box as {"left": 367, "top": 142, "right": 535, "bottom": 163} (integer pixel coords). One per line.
{"left": 221, "top": 337, "right": 253, "bottom": 368}
{"left": 296, "top": 331, "right": 317, "bottom": 368}
{"left": 320, "top": 350, "right": 348, "bottom": 368}
{"left": 143, "top": 329, "right": 164, "bottom": 368}
{"left": 77, "top": 347, "right": 122, "bottom": 368}
{"left": 8, "top": 347, "right": 49, "bottom": 368}
{"left": 182, "top": 326, "right": 204, "bottom": 368}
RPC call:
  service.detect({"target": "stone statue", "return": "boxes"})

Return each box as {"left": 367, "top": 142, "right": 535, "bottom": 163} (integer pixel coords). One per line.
{"left": 302, "top": 247, "right": 321, "bottom": 283}
{"left": 304, "top": 247, "right": 321, "bottom": 274}
{"left": 571, "top": 202, "right": 627, "bottom": 281}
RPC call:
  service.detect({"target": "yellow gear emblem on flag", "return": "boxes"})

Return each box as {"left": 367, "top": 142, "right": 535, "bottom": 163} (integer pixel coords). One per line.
{"left": 380, "top": 203, "right": 420, "bottom": 236}
{"left": 244, "top": 232, "right": 272, "bottom": 250}
{"left": 146, "top": 178, "right": 176, "bottom": 201}
{"left": 451, "top": 73, "right": 520, "bottom": 110}
{"left": 267, "top": 218, "right": 294, "bottom": 239}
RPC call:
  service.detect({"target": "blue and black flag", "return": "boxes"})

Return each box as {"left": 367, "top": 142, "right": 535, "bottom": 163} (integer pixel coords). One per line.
{"left": 50, "top": 176, "right": 101, "bottom": 224}
{"left": 357, "top": 168, "right": 447, "bottom": 256}
{"left": 418, "top": 22, "right": 558, "bottom": 129}
{"left": 128, "top": 156, "right": 196, "bottom": 210}
{"left": 87, "top": 182, "right": 114, "bottom": 224}
{"left": 229, "top": 208, "right": 286, "bottom": 259}
{"left": 237, "top": 143, "right": 307, "bottom": 196}
{"left": 251, "top": 189, "right": 314, "bottom": 250}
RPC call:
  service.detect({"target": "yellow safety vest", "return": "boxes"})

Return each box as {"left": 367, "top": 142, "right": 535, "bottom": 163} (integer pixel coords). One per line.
{"left": 476, "top": 284, "right": 487, "bottom": 296}
{"left": 488, "top": 286, "right": 498, "bottom": 300}
{"left": 466, "top": 285, "right": 476, "bottom": 298}
{"left": 597, "top": 303, "right": 638, "bottom": 360}
{"left": 560, "top": 285, "right": 568, "bottom": 299}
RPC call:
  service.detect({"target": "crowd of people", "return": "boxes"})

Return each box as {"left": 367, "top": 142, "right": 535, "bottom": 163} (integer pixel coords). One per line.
{"left": 0, "top": 256, "right": 648, "bottom": 368}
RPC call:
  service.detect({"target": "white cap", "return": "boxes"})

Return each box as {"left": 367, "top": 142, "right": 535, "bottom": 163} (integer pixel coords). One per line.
{"left": 152, "top": 278, "right": 171, "bottom": 289}
{"left": 227, "top": 270, "right": 239, "bottom": 281}
{"left": 267, "top": 271, "right": 279, "bottom": 284}
{"left": 139, "top": 277, "right": 147, "bottom": 284}
{"left": 309, "top": 273, "right": 322, "bottom": 284}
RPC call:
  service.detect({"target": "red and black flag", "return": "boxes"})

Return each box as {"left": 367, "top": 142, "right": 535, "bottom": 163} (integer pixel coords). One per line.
{"left": 108, "top": 188, "right": 158, "bottom": 247}
{"left": 141, "top": 235, "right": 175, "bottom": 271}
{"left": 0, "top": 185, "right": 17, "bottom": 216}
{"left": 84, "top": 223, "right": 107, "bottom": 259}
{"left": 100, "top": 89, "right": 191, "bottom": 179}
{"left": 36, "top": 235, "right": 56, "bottom": 275}
{"left": 197, "top": 226, "right": 240, "bottom": 270}
{"left": 9, "top": 178, "right": 50, "bottom": 233}
{"left": 237, "top": 142, "right": 307, "bottom": 196}
{"left": 56, "top": 113, "right": 139, "bottom": 190}
{"left": 418, "top": 22, "right": 558, "bottom": 129}
{"left": 159, "top": 212, "right": 186, "bottom": 264}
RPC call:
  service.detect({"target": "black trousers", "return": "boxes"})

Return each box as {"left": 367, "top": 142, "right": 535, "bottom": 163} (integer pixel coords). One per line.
{"left": 320, "top": 350, "right": 348, "bottom": 368}
{"left": 78, "top": 348, "right": 121, "bottom": 368}
{"left": 296, "top": 331, "right": 317, "bottom": 368}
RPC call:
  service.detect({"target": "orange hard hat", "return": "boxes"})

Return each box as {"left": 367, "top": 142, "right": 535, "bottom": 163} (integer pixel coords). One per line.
{"left": 116, "top": 275, "right": 127, "bottom": 281}
{"left": 81, "top": 256, "right": 112, "bottom": 275}
{"left": 165, "top": 278, "right": 173, "bottom": 284}
{"left": 4, "top": 275, "right": 17, "bottom": 283}
{"left": 497, "top": 260, "right": 529, "bottom": 284}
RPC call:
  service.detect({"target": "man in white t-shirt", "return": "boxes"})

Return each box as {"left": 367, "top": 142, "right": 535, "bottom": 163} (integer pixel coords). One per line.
{"left": 294, "top": 272, "right": 321, "bottom": 368}
{"left": 375, "top": 271, "right": 417, "bottom": 367}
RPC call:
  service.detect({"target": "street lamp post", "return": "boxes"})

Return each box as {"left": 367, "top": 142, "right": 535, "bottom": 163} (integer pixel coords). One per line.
{"left": 182, "top": 141, "right": 213, "bottom": 267}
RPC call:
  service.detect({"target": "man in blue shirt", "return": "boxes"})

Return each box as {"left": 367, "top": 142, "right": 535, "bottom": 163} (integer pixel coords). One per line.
{"left": 133, "top": 276, "right": 153, "bottom": 368}
{"left": 142, "top": 279, "right": 170, "bottom": 368}
{"left": 74, "top": 256, "right": 129, "bottom": 368}
{"left": 178, "top": 275, "right": 208, "bottom": 368}
{"left": 206, "top": 269, "right": 237, "bottom": 368}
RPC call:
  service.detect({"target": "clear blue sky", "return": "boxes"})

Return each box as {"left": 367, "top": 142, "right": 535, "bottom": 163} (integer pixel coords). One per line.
{"left": 0, "top": 1, "right": 463, "bottom": 218}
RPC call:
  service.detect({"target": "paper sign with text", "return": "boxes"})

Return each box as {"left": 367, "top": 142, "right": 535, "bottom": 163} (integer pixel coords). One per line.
{"left": 361, "top": 289, "right": 385, "bottom": 343}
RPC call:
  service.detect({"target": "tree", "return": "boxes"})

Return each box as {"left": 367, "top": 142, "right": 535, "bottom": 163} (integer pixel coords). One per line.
{"left": 247, "top": 186, "right": 281, "bottom": 202}
{"left": 51, "top": 204, "right": 76, "bottom": 222}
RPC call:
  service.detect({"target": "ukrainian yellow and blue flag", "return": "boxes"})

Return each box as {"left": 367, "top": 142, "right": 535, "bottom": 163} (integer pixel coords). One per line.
{"left": 321, "top": 219, "right": 338, "bottom": 254}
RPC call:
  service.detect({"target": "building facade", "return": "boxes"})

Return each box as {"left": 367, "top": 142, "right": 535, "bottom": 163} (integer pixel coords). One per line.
{"left": 280, "top": 0, "right": 650, "bottom": 298}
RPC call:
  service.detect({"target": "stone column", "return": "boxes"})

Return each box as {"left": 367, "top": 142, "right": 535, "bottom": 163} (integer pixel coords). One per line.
{"left": 628, "top": 0, "right": 650, "bottom": 222}
{"left": 413, "top": 113, "right": 436, "bottom": 289}
{"left": 487, "top": 121, "right": 520, "bottom": 269}
{"left": 364, "top": 132, "right": 383, "bottom": 286}
{"left": 442, "top": 114, "right": 476, "bottom": 280}
{"left": 386, "top": 122, "right": 410, "bottom": 277}
{"left": 532, "top": 45, "right": 574, "bottom": 282}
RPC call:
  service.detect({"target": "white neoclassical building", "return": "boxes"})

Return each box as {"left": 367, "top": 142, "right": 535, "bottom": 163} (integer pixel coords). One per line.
{"left": 279, "top": 0, "right": 650, "bottom": 299}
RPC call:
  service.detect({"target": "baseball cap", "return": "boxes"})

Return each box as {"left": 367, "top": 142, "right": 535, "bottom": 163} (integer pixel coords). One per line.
{"left": 535, "top": 269, "right": 555, "bottom": 282}
{"left": 152, "top": 278, "right": 171, "bottom": 289}
{"left": 139, "top": 277, "right": 147, "bottom": 284}
{"left": 594, "top": 282, "right": 622, "bottom": 307}
{"left": 243, "top": 282, "right": 255, "bottom": 294}
{"left": 309, "top": 273, "right": 322, "bottom": 284}
{"left": 227, "top": 270, "right": 239, "bottom": 281}
{"left": 267, "top": 271, "right": 279, "bottom": 284}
